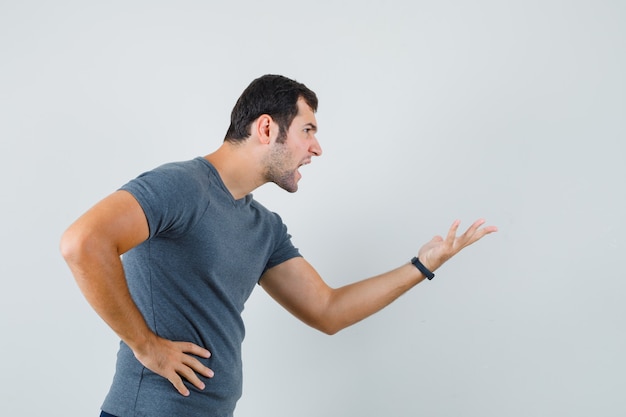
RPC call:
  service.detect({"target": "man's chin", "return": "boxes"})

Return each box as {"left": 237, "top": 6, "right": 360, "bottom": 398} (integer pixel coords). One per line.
{"left": 274, "top": 179, "right": 299, "bottom": 193}
{"left": 277, "top": 183, "right": 298, "bottom": 193}
{"left": 273, "top": 172, "right": 300, "bottom": 193}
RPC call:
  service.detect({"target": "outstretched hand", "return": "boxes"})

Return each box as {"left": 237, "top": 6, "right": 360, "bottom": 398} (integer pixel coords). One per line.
{"left": 132, "top": 334, "right": 214, "bottom": 396}
{"left": 417, "top": 219, "right": 498, "bottom": 273}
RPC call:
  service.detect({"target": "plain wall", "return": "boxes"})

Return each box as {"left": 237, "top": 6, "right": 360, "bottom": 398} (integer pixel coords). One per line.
{"left": 1, "top": 1, "right": 624, "bottom": 416}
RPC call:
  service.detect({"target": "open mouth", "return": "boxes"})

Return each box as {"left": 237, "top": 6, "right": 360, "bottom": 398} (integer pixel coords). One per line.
{"left": 296, "top": 160, "right": 310, "bottom": 179}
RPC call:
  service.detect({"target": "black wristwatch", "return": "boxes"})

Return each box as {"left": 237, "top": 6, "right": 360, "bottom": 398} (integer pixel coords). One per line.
{"left": 411, "top": 257, "right": 435, "bottom": 280}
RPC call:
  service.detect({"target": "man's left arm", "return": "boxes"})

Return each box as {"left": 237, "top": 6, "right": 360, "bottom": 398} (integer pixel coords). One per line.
{"left": 259, "top": 219, "right": 497, "bottom": 335}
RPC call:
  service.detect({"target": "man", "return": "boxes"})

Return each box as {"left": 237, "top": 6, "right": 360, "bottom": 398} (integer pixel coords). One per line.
{"left": 60, "top": 74, "right": 497, "bottom": 417}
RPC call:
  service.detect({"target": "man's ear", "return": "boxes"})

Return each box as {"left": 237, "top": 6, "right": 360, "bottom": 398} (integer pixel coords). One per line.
{"left": 255, "top": 115, "right": 274, "bottom": 145}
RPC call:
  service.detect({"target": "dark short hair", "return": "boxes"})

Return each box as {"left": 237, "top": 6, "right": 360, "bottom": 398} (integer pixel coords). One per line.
{"left": 224, "top": 74, "right": 318, "bottom": 143}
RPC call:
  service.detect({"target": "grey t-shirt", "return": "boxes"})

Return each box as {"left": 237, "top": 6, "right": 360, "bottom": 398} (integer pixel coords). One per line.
{"left": 102, "top": 157, "right": 301, "bottom": 417}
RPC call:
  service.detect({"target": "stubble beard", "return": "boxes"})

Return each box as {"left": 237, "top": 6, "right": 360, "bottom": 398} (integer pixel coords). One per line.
{"left": 263, "top": 142, "right": 299, "bottom": 193}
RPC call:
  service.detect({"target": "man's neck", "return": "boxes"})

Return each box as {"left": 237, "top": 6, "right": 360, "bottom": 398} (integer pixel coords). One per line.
{"left": 204, "top": 142, "right": 266, "bottom": 200}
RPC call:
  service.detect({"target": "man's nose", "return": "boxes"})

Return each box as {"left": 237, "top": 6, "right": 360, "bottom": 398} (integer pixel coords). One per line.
{"left": 310, "top": 136, "right": 322, "bottom": 156}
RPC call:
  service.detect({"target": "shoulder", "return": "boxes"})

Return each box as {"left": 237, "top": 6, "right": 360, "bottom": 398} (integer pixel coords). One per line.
{"left": 119, "top": 158, "right": 214, "bottom": 237}
{"left": 144, "top": 157, "right": 209, "bottom": 182}
{"left": 128, "top": 158, "right": 210, "bottom": 194}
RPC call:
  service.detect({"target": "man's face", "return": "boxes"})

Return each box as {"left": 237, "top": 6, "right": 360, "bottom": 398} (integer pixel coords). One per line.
{"left": 263, "top": 98, "right": 322, "bottom": 193}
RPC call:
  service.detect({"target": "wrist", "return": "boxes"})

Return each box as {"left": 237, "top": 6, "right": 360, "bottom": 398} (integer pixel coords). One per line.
{"left": 410, "top": 257, "right": 435, "bottom": 280}
{"left": 124, "top": 327, "right": 158, "bottom": 354}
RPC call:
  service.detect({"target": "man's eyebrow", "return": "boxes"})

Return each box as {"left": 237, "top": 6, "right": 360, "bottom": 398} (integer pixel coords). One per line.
{"left": 304, "top": 122, "right": 318, "bottom": 131}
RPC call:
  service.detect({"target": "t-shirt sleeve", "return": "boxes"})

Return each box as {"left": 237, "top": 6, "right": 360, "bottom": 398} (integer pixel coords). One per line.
{"left": 120, "top": 164, "right": 207, "bottom": 239}
{"left": 264, "top": 214, "right": 302, "bottom": 273}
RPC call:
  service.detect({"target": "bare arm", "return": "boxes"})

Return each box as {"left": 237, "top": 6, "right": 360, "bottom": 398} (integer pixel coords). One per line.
{"left": 260, "top": 219, "right": 497, "bottom": 335}
{"left": 60, "top": 190, "right": 213, "bottom": 396}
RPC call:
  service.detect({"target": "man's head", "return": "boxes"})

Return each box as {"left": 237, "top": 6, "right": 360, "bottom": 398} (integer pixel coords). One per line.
{"left": 224, "top": 74, "right": 318, "bottom": 144}
{"left": 261, "top": 97, "right": 321, "bottom": 193}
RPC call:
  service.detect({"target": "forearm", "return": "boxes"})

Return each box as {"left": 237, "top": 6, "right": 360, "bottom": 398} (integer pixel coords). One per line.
{"left": 63, "top": 240, "right": 214, "bottom": 395}
{"left": 62, "top": 237, "right": 154, "bottom": 350}
{"left": 321, "top": 263, "right": 426, "bottom": 334}
{"left": 261, "top": 257, "right": 429, "bottom": 335}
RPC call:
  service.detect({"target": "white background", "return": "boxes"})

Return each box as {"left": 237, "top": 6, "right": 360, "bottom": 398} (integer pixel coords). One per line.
{"left": 1, "top": 1, "right": 625, "bottom": 416}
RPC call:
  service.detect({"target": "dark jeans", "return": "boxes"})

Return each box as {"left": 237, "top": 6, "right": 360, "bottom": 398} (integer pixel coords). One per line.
{"left": 100, "top": 412, "right": 118, "bottom": 417}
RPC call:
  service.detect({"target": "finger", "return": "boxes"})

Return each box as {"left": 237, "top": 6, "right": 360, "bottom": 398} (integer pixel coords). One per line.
{"left": 169, "top": 373, "right": 191, "bottom": 397}
{"left": 431, "top": 235, "right": 444, "bottom": 243}
{"left": 178, "top": 341, "right": 211, "bottom": 359}
{"left": 183, "top": 355, "right": 215, "bottom": 379}
{"left": 470, "top": 218, "right": 486, "bottom": 230}
{"left": 473, "top": 224, "right": 498, "bottom": 241}
{"left": 463, "top": 218, "right": 486, "bottom": 239}
{"left": 176, "top": 363, "right": 207, "bottom": 392}
{"left": 465, "top": 222, "right": 498, "bottom": 245}
{"left": 445, "top": 220, "right": 461, "bottom": 243}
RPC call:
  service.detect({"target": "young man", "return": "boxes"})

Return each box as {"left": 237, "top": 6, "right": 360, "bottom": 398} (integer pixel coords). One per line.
{"left": 60, "top": 74, "right": 497, "bottom": 417}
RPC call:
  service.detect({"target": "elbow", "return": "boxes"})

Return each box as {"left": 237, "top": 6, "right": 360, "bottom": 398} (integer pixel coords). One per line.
{"left": 313, "top": 324, "right": 340, "bottom": 336}
{"left": 321, "top": 327, "right": 341, "bottom": 336}
{"left": 308, "top": 294, "right": 350, "bottom": 336}
{"left": 59, "top": 224, "right": 101, "bottom": 267}
{"left": 313, "top": 324, "right": 336, "bottom": 336}
{"left": 60, "top": 226, "right": 81, "bottom": 264}
{"left": 60, "top": 229, "right": 91, "bottom": 275}
{"left": 311, "top": 317, "right": 345, "bottom": 336}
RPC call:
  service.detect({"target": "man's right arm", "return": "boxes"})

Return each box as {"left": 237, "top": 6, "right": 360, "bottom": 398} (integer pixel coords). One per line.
{"left": 60, "top": 190, "right": 213, "bottom": 396}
